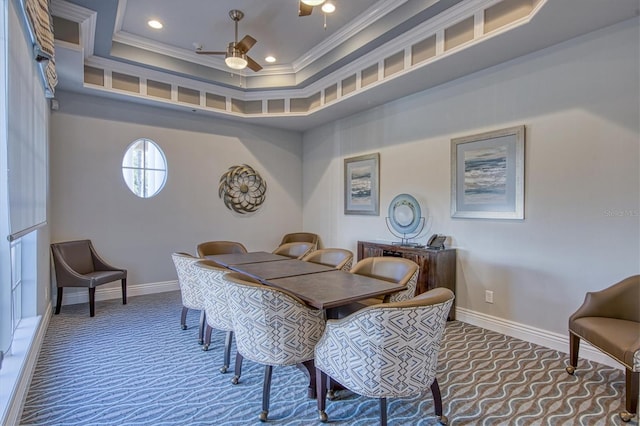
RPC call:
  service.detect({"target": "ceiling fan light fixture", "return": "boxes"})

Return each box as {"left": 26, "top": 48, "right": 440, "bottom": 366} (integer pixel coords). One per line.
{"left": 225, "top": 50, "right": 248, "bottom": 70}
{"left": 301, "top": 0, "right": 325, "bottom": 6}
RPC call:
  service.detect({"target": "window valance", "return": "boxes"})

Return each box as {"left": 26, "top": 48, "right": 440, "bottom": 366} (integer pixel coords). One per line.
{"left": 23, "top": 0, "right": 57, "bottom": 96}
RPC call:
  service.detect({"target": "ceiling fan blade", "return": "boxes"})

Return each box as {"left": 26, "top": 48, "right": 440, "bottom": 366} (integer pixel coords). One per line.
{"left": 236, "top": 35, "right": 257, "bottom": 53}
{"left": 246, "top": 55, "right": 263, "bottom": 72}
{"left": 299, "top": 1, "right": 313, "bottom": 16}
{"left": 195, "top": 50, "right": 226, "bottom": 55}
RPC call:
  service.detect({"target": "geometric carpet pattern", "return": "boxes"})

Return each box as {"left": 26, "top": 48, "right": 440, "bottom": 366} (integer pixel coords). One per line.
{"left": 21, "top": 291, "right": 637, "bottom": 425}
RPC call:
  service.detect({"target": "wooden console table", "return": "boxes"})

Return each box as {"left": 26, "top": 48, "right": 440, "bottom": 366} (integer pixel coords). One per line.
{"left": 357, "top": 240, "right": 457, "bottom": 320}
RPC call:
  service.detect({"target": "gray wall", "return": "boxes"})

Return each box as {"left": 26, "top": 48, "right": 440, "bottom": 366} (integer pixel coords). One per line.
{"left": 50, "top": 92, "right": 303, "bottom": 296}
{"left": 302, "top": 18, "right": 640, "bottom": 337}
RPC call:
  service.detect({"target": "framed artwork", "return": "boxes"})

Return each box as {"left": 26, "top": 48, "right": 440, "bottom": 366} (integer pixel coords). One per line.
{"left": 344, "top": 153, "right": 380, "bottom": 215}
{"left": 451, "top": 125, "right": 525, "bottom": 219}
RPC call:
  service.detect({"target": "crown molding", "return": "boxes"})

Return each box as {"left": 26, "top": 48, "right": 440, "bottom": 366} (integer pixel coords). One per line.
{"left": 292, "top": 0, "right": 408, "bottom": 71}
{"left": 110, "top": 0, "right": 406, "bottom": 78}
{"left": 51, "top": 0, "right": 96, "bottom": 57}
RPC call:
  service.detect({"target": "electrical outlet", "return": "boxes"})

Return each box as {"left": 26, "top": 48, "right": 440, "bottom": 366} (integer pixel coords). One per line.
{"left": 485, "top": 290, "right": 494, "bottom": 304}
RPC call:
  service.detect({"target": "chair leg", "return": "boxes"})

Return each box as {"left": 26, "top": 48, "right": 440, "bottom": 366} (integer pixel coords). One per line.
{"left": 198, "top": 310, "right": 205, "bottom": 345}
{"left": 316, "top": 368, "right": 328, "bottom": 422}
{"left": 566, "top": 332, "right": 580, "bottom": 374}
{"left": 259, "top": 365, "right": 273, "bottom": 422}
{"left": 202, "top": 325, "right": 213, "bottom": 351}
{"left": 55, "top": 287, "right": 63, "bottom": 314}
{"left": 232, "top": 353, "right": 243, "bottom": 384}
{"left": 221, "top": 331, "right": 233, "bottom": 373}
{"left": 302, "top": 359, "right": 317, "bottom": 399}
{"left": 431, "top": 378, "right": 448, "bottom": 425}
{"left": 121, "top": 278, "right": 127, "bottom": 305}
{"left": 88, "top": 287, "right": 96, "bottom": 317}
{"left": 180, "top": 307, "right": 188, "bottom": 330}
{"left": 379, "top": 398, "right": 387, "bottom": 426}
{"left": 620, "top": 369, "right": 639, "bottom": 422}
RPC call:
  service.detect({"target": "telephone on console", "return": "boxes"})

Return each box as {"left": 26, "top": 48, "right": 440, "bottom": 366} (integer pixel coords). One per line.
{"left": 427, "top": 234, "right": 447, "bottom": 249}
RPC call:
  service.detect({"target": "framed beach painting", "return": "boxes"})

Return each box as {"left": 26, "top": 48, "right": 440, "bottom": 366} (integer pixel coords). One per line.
{"left": 344, "top": 153, "right": 380, "bottom": 215}
{"left": 451, "top": 125, "right": 525, "bottom": 219}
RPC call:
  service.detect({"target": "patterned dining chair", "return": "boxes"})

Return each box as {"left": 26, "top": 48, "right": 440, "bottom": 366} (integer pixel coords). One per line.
{"left": 197, "top": 240, "right": 248, "bottom": 258}
{"left": 302, "top": 248, "right": 353, "bottom": 271}
{"left": 314, "top": 288, "right": 455, "bottom": 425}
{"left": 193, "top": 260, "right": 240, "bottom": 373}
{"left": 223, "top": 272, "right": 326, "bottom": 422}
{"left": 171, "top": 252, "right": 207, "bottom": 345}
{"left": 272, "top": 241, "right": 315, "bottom": 259}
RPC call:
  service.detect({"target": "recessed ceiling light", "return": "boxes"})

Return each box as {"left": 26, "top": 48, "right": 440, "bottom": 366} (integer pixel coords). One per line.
{"left": 265, "top": 56, "right": 276, "bottom": 63}
{"left": 321, "top": 2, "right": 335, "bottom": 13}
{"left": 148, "top": 20, "right": 163, "bottom": 29}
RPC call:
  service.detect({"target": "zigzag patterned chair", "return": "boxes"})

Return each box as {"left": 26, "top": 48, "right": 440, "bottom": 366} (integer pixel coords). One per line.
{"left": 301, "top": 248, "right": 354, "bottom": 271}
{"left": 171, "top": 252, "right": 207, "bottom": 345}
{"left": 223, "top": 272, "right": 326, "bottom": 422}
{"left": 314, "top": 287, "right": 454, "bottom": 425}
{"left": 193, "top": 260, "right": 240, "bottom": 374}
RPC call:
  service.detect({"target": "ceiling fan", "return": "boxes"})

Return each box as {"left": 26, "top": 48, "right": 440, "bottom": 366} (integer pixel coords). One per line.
{"left": 195, "top": 10, "right": 262, "bottom": 72}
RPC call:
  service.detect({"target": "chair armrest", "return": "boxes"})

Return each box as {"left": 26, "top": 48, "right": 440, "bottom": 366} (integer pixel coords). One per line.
{"left": 570, "top": 276, "right": 640, "bottom": 322}
{"left": 89, "top": 243, "right": 126, "bottom": 274}
{"left": 51, "top": 253, "right": 92, "bottom": 286}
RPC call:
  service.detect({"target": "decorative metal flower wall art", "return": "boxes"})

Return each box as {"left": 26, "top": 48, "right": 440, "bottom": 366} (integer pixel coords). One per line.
{"left": 218, "top": 164, "right": 267, "bottom": 214}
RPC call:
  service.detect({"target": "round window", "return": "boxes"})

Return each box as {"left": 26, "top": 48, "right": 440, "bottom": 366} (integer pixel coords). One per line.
{"left": 122, "top": 138, "right": 167, "bottom": 198}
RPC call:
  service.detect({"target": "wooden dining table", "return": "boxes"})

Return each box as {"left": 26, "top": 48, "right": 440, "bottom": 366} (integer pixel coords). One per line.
{"left": 206, "top": 251, "right": 290, "bottom": 266}
{"left": 207, "top": 251, "right": 405, "bottom": 398}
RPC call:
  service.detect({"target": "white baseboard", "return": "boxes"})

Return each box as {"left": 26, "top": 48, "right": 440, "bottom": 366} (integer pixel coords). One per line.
{"left": 59, "top": 280, "right": 179, "bottom": 306}
{"left": 1, "top": 302, "right": 51, "bottom": 426}
{"left": 455, "top": 307, "right": 624, "bottom": 371}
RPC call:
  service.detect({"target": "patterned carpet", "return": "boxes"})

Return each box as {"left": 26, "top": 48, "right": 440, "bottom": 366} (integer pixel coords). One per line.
{"left": 20, "top": 291, "right": 636, "bottom": 425}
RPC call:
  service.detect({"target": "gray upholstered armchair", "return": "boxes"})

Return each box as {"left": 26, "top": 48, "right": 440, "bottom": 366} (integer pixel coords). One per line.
{"left": 314, "top": 288, "right": 454, "bottom": 425}
{"left": 566, "top": 275, "right": 640, "bottom": 422}
{"left": 51, "top": 240, "right": 127, "bottom": 317}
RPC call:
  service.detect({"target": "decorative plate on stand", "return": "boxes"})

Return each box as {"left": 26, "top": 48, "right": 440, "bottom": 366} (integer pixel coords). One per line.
{"left": 388, "top": 193, "right": 422, "bottom": 234}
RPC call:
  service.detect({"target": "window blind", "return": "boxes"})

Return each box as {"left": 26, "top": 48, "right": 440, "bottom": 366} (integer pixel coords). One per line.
{"left": 5, "top": 0, "right": 48, "bottom": 242}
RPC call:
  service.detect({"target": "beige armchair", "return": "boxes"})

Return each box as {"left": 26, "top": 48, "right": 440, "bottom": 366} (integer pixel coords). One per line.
{"left": 566, "top": 275, "right": 640, "bottom": 422}
{"left": 224, "top": 272, "right": 325, "bottom": 422}
{"left": 197, "top": 240, "right": 247, "bottom": 258}
{"left": 333, "top": 256, "right": 419, "bottom": 318}
{"left": 301, "top": 248, "right": 353, "bottom": 271}
{"left": 272, "top": 241, "right": 315, "bottom": 259}
{"left": 280, "top": 232, "right": 320, "bottom": 249}
{"left": 51, "top": 240, "right": 127, "bottom": 317}
{"left": 314, "top": 288, "right": 454, "bottom": 425}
